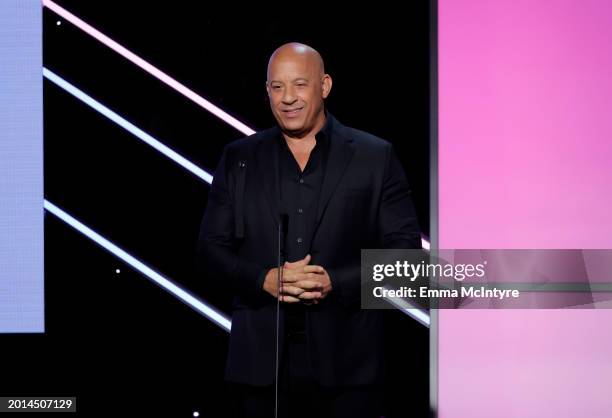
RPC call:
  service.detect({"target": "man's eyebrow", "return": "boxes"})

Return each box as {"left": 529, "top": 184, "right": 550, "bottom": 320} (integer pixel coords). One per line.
{"left": 267, "top": 78, "right": 309, "bottom": 85}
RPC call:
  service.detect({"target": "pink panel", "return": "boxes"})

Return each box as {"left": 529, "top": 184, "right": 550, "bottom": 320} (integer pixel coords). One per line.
{"left": 438, "top": 0, "right": 612, "bottom": 416}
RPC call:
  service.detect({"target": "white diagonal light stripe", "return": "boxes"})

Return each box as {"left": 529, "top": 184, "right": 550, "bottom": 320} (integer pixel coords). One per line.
{"left": 421, "top": 236, "right": 431, "bottom": 251}
{"left": 382, "top": 285, "right": 431, "bottom": 327}
{"left": 43, "top": 67, "right": 213, "bottom": 184}
{"left": 43, "top": 0, "right": 256, "bottom": 136}
{"left": 44, "top": 199, "right": 231, "bottom": 332}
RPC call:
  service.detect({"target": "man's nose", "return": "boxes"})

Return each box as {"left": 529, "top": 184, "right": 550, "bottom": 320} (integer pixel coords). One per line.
{"left": 282, "top": 86, "right": 297, "bottom": 104}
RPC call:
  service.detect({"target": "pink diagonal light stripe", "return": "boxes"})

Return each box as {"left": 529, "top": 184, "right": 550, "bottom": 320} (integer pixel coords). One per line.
{"left": 43, "top": 0, "right": 256, "bottom": 136}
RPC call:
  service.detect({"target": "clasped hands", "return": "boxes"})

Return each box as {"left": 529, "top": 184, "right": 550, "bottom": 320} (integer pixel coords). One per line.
{"left": 263, "top": 254, "right": 332, "bottom": 303}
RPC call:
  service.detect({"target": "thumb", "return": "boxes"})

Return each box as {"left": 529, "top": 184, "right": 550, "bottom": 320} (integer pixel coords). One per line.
{"left": 297, "top": 254, "right": 311, "bottom": 266}
{"left": 285, "top": 254, "right": 311, "bottom": 269}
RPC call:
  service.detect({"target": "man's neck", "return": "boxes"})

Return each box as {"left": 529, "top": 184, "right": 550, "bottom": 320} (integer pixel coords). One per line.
{"left": 284, "top": 135, "right": 316, "bottom": 154}
{"left": 281, "top": 112, "right": 326, "bottom": 144}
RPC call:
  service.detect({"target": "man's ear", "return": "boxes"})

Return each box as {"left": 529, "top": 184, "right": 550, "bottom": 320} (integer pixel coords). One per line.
{"left": 321, "top": 74, "right": 333, "bottom": 99}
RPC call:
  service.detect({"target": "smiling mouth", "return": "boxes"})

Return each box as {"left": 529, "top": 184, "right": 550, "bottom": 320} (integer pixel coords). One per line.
{"left": 282, "top": 107, "right": 303, "bottom": 117}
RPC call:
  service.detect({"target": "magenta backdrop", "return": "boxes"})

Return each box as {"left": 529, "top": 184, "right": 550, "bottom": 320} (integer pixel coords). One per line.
{"left": 438, "top": 0, "right": 612, "bottom": 416}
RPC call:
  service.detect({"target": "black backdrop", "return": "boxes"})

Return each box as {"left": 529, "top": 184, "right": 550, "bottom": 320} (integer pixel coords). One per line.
{"left": 1, "top": 2, "right": 431, "bottom": 416}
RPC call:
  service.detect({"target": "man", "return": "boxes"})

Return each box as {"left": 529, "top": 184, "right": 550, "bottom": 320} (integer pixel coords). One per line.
{"left": 198, "top": 42, "right": 421, "bottom": 418}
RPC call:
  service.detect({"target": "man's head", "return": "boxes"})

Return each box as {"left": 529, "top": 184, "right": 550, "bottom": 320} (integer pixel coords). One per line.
{"left": 266, "top": 42, "right": 332, "bottom": 139}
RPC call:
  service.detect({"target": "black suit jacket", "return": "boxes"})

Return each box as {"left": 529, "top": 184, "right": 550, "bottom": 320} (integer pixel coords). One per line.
{"left": 197, "top": 114, "right": 421, "bottom": 387}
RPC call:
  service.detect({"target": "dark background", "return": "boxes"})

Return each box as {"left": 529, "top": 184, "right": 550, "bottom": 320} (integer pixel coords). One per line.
{"left": 1, "top": 2, "right": 431, "bottom": 416}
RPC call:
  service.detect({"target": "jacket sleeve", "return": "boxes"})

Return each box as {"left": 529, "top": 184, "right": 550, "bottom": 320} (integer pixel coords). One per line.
{"left": 329, "top": 143, "right": 422, "bottom": 308}
{"left": 378, "top": 143, "right": 422, "bottom": 250}
{"left": 196, "top": 145, "right": 269, "bottom": 304}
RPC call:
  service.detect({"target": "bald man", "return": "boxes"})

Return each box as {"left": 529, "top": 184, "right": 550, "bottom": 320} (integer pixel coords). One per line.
{"left": 198, "top": 42, "right": 421, "bottom": 418}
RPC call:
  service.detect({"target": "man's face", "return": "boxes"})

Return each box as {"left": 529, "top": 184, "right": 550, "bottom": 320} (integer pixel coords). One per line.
{"left": 266, "top": 55, "right": 330, "bottom": 138}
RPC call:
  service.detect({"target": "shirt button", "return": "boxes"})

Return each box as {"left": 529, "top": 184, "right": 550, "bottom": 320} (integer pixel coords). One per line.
{"left": 297, "top": 208, "right": 303, "bottom": 214}
{"left": 299, "top": 179, "right": 304, "bottom": 184}
{"left": 297, "top": 237, "right": 303, "bottom": 244}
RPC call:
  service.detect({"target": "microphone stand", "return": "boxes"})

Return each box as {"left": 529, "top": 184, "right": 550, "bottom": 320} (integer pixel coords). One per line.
{"left": 275, "top": 214, "right": 288, "bottom": 418}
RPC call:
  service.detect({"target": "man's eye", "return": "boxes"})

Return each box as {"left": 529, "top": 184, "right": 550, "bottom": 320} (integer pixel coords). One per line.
{"left": 272, "top": 85, "right": 282, "bottom": 90}
{"left": 296, "top": 83, "right": 306, "bottom": 87}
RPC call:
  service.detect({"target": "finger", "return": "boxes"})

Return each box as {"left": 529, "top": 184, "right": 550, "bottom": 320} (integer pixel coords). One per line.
{"left": 279, "top": 285, "right": 305, "bottom": 297}
{"left": 280, "top": 295, "right": 301, "bottom": 303}
{"left": 292, "top": 280, "right": 323, "bottom": 290}
{"left": 298, "top": 291, "right": 322, "bottom": 300}
{"left": 281, "top": 272, "right": 310, "bottom": 283}
{"left": 283, "top": 261, "right": 302, "bottom": 270}
{"left": 303, "top": 265, "right": 325, "bottom": 274}
{"left": 285, "top": 272, "right": 318, "bottom": 281}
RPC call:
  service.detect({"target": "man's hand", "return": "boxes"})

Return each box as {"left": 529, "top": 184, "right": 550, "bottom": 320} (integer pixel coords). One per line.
{"left": 283, "top": 255, "right": 332, "bottom": 304}
{"left": 262, "top": 254, "right": 332, "bottom": 303}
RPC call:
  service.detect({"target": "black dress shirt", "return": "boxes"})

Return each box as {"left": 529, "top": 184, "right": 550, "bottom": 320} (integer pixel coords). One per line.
{"left": 278, "top": 117, "right": 332, "bottom": 333}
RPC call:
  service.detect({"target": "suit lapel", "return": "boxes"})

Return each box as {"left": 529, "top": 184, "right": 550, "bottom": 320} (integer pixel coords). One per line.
{"left": 313, "top": 128, "right": 355, "bottom": 235}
